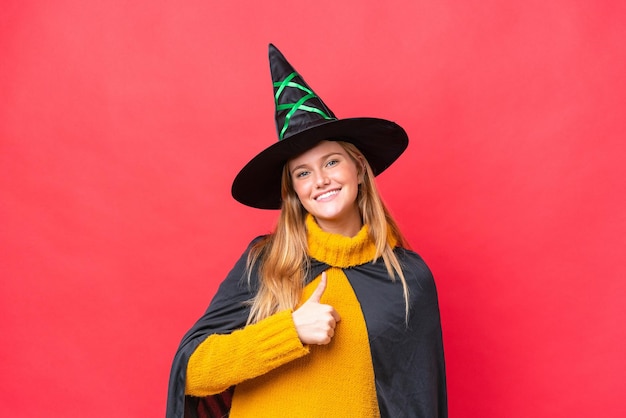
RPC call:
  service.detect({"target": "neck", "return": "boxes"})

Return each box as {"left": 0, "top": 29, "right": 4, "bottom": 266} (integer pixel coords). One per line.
{"left": 306, "top": 214, "right": 377, "bottom": 267}
{"left": 311, "top": 208, "right": 363, "bottom": 237}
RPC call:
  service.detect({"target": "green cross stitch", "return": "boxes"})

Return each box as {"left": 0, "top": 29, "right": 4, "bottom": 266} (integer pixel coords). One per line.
{"left": 274, "top": 72, "right": 334, "bottom": 139}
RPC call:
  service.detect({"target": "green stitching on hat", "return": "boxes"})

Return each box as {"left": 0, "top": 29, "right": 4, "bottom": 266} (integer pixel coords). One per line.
{"left": 274, "top": 72, "right": 333, "bottom": 140}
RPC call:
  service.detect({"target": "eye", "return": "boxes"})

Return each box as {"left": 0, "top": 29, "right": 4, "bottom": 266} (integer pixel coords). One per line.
{"left": 326, "top": 159, "right": 339, "bottom": 167}
{"left": 294, "top": 170, "right": 310, "bottom": 178}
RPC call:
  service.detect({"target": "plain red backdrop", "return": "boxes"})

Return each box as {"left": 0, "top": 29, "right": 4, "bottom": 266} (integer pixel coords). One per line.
{"left": 1, "top": 0, "right": 625, "bottom": 417}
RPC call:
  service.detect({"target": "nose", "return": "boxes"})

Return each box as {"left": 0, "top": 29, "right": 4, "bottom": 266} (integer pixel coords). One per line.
{"left": 315, "top": 172, "right": 330, "bottom": 188}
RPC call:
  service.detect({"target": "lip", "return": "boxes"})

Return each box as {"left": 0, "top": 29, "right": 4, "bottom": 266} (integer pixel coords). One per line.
{"left": 313, "top": 188, "right": 341, "bottom": 201}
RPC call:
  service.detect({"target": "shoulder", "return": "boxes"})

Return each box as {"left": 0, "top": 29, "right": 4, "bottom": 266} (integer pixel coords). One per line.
{"left": 235, "top": 234, "right": 269, "bottom": 261}
{"left": 394, "top": 247, "right": 435, "bottom": 287}
{"left": 246, "top": 234, "right": 269, "bottom": 249}
{"left": 212, "top": 235, "right": 269, "bottom": 293}
{"left": 394, "top": 246, "right": 429, "bottom": 269}
{"left": 231, "top": 234, "right": 271, "bottom": 289}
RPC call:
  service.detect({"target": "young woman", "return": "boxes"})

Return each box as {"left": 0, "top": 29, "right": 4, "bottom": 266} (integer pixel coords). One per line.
{"left": 166, "top": 44, "right": 447, "bottom": 418}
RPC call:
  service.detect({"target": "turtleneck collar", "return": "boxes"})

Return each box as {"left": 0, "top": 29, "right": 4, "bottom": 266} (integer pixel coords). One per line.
{"left": 306, "top": 214, "right": 379, "bottom": 268}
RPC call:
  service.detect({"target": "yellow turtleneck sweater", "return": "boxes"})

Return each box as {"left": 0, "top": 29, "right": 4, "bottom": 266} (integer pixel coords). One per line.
{"left": 186, "top": 215, "right": 383, "bottom": 417}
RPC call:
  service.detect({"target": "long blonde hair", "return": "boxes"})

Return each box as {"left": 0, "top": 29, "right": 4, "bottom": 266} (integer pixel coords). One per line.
{"left": 246, "top": 141, "right": 410, "bottom": 324}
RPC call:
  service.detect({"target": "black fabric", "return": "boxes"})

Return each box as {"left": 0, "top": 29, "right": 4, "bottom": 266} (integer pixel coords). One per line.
{"left": 344, "top": 248, "right": 447, "bottom": 417}
{"left": 166, "top": 239, "right": 447, "bottom": 418}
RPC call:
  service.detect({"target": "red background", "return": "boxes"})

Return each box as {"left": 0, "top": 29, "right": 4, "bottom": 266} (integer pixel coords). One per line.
{"left": 2, "top": 1, "right": 625, "bottom": 416}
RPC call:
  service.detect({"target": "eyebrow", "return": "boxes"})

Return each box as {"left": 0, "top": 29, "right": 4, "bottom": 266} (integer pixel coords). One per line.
{"left": 290, "top": 152, "right": 344, "bottom": 174}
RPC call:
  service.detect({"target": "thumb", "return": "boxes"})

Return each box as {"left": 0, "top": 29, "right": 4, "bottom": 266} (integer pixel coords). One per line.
{"left": 307, "top": 271, "right": 328, "bottom": 303}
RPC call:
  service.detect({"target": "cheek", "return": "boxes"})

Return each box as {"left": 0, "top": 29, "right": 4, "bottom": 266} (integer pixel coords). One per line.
{"left": 292, "top": 181, "right": 310, "bottom": 201}
{"left": 342, "top": 168, "right": 360, "bottom": 188}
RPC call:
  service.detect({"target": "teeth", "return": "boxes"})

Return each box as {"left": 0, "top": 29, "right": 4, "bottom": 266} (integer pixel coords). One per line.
{"left": 315, "top": 190, "right": 339, "bottom": 200}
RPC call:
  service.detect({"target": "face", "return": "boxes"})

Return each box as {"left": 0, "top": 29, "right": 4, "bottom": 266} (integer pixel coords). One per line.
{"left": 288, "top": 141, "right": 364, "bottom": 236}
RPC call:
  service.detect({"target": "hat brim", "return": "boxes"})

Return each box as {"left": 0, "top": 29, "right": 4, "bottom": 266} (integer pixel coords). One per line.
{"left": 231, "top": 117, "right": 408, "bottom": 209}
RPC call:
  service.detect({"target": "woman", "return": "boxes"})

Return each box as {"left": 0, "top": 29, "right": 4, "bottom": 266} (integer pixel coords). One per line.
{"left": 166, "top": 44, "right": 447, "bottom": 418}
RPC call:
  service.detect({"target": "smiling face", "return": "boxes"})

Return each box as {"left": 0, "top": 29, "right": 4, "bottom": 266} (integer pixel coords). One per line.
{"left": 287, "top": 140, "right": 364, "bottom": 236}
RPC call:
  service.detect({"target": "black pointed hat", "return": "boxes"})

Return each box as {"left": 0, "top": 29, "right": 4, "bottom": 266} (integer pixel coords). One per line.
{"left": 231, "top": 44, "right": 409, "bottom": 209}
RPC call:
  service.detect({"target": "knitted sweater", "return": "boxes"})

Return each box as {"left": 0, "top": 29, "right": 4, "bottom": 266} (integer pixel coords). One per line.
{"left": 185, "top": 215, "right": 384, "bottom": 417}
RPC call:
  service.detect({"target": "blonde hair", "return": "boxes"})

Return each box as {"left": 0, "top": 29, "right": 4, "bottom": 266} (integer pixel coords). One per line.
{"left": 246, "top": 141, "right": 410, "bottom": 324}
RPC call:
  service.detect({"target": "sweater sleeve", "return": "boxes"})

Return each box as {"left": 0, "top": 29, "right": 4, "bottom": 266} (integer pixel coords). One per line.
{"left": 185, "top": 309, "right": 310, "bottom": 397}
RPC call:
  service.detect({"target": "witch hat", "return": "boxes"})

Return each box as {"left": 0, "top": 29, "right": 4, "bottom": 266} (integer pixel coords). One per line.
{"left": 231, "top": 44, "right": 408, "bottom": 209}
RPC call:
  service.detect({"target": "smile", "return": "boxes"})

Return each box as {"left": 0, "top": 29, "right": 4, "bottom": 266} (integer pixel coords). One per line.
{"left": 314, "top": 189, "right": 340, "bottom": 201}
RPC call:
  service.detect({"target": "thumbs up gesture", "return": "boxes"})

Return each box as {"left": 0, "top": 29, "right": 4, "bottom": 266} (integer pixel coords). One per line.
{"left": 292, "top": 272, "right": 341, "bottom": 345}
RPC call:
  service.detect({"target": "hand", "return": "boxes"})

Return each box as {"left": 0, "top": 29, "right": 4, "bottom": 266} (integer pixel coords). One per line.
{"left": 292, "top": 272, "right": 341, "bottom": 345}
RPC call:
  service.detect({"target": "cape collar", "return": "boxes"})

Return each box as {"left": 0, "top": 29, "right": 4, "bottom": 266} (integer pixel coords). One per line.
{"left": 306, "top": 214, "right": 378, "bottom": 268}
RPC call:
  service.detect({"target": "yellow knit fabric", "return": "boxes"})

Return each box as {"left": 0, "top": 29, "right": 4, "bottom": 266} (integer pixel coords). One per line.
{"left": 185, "top": 310, "right": 310, "bottom": 396}
{"left": 187, "top": 215, "right": 382, "bottom": 417}
{"left": 305, "top": 214, "right": 378, "bottom": 267}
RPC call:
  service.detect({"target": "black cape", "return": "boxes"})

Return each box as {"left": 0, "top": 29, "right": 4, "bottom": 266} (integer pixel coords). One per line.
{"left": 166, "top": 238, "right": 447, "bottom": 418}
